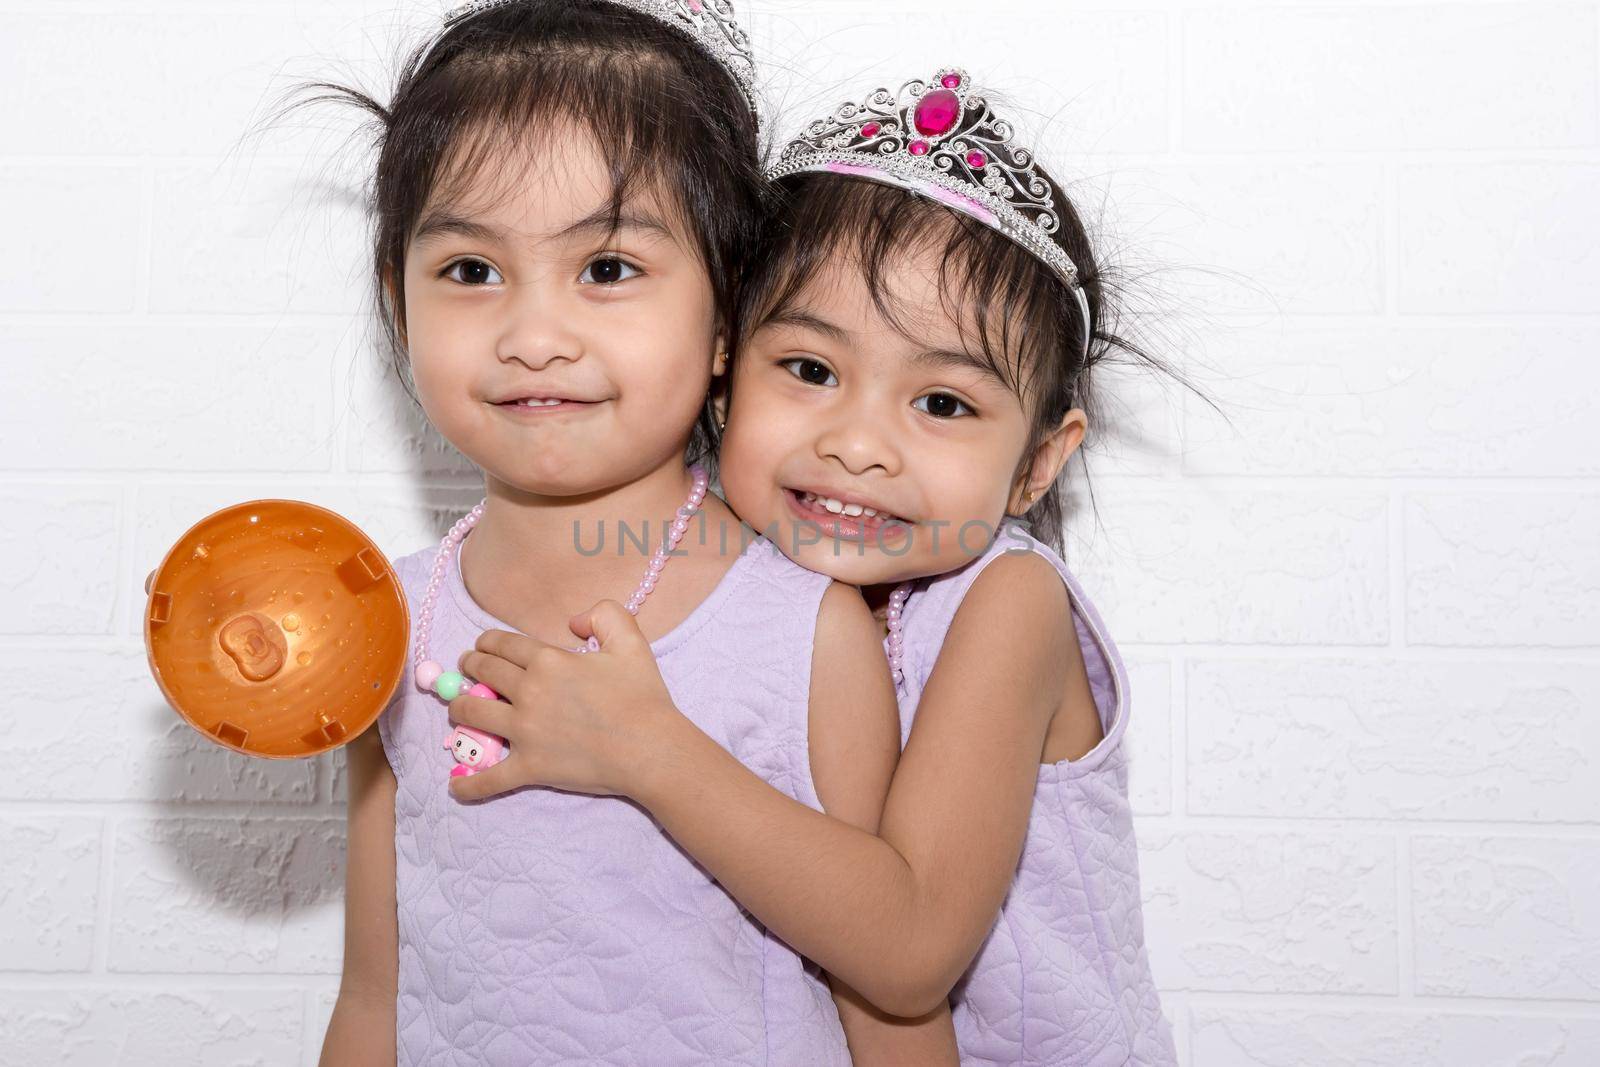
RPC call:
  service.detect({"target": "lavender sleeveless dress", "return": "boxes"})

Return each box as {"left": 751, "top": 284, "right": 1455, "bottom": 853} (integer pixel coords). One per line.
{"left": 893, "top": 520, "right": 1176, "bottom": 1066}
{"left": 377, "top": 533, "right": 849, "bottom": 1067}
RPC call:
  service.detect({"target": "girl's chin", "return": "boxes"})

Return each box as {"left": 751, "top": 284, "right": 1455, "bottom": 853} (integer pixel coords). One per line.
{"left": 767, "top": 534, "right": 922, "bottom": 586}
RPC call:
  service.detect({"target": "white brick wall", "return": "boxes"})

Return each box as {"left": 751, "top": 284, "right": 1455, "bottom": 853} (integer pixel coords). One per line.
{"left": 3, "top": 1, "right": 1596, "bottom": 1062}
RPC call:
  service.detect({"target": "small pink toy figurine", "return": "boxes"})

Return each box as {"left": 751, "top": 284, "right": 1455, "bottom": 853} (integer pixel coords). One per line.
{"left": 445, "top": 724, "right": 508, "bottom": 777}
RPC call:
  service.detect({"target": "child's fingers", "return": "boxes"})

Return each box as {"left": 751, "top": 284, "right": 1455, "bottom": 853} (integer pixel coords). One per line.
{"left": 475, "top": 628, "right": 542, "bottom": 667}
{"left": 458, "top": 650, "right": 521, "bottom": 697}
{"left": 448, "top": 758, "right": 518, "bottom": 802}
{"left": 569, "top": 599, "right": 649, "bottom": 652}
{"left": 447, "top": 693, "right": 514, "bottom": 738}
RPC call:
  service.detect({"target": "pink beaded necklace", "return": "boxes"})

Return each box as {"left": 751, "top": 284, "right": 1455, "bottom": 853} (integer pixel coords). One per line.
{"left": 414, "top": 464, "right": 711, "bottom": 704}
{"left": 411, "top": 463, "right": 913, "bottom": 779}
{"left": 885, "top": 582, "right": 910, "bottom": 688}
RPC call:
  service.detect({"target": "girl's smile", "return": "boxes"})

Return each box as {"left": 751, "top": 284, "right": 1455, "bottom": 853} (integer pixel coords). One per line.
{"left": 781, "top": 486, "right": 913, "bottom": 544}
{"left": 491, "top": 397, "right": 607, "bottom": 416}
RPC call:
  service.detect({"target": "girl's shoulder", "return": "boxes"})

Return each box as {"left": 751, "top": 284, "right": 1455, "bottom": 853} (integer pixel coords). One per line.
{"left": 732, "top": 529, "right": 836, "bottom": 597}
{"left": 898, "top": 522, "right": 1131, "bottom": 760}
{"left": 387, "top": 543, "right": 436, "bottom": 597}
{"left": 644, "top": 531, "right": 832, "bottom": 667}
{"left": 902, "top": 521, "right": 1075, "bottom": 637}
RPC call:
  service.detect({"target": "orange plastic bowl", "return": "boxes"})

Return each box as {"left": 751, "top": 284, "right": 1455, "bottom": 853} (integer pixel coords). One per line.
{"left": 144, "top": 500, "right": 410, "bottom": 758}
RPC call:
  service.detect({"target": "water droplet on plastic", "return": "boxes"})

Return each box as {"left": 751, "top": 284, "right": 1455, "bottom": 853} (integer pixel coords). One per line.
{"left": 282, "top": 613, "right": 301, "bottom": 633}
{"left": 297, "top": 652, "right": 313, "bottom": 667}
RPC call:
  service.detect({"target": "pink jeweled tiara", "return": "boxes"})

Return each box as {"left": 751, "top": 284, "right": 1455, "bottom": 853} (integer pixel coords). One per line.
{"left": 440, "top": 0, "right": 758, "bottom": 115}
{"left": 769, "top": 68, "right": 1091, "bottom": 355}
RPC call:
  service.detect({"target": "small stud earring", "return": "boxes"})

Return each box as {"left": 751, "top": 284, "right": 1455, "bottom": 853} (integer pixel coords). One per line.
{"left": 1024, "top": 488, "right": 1039, "bottom": 504}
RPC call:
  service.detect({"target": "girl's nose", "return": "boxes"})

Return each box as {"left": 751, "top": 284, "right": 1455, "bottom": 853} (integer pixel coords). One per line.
{"left": 814, "top": 405, "right": 903, "bottom": 477}
{"left": 496, "top": 283, "right": 583, "bottom": 370}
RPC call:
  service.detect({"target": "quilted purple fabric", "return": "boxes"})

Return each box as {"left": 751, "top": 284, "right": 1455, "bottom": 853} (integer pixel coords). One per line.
{"left": 892, "top": 520, "right": 1178, "bottom": 1066}
{"left": 378, "top": 534, "right": 850, "bottom": 1066}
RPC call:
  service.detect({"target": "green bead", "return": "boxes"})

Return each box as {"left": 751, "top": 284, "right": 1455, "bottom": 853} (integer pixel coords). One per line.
{"left": 434, "top": 671, "right": 466, "bottom": 700}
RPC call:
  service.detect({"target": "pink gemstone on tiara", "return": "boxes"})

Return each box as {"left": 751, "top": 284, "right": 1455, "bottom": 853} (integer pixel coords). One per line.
{"left": 859, "top": 121, "right": 881, "bottom": 138}
{"left": 908, "top": 139, "right": 930, "bottom": 156}
{"left": 914, "top": 89, "right": 960, "bottom": 137}
{"left": 966, "top": 150, "right": 987, "bottom": 168}
{"left": 941, "top": 73, "right": 962, "bottom": 89}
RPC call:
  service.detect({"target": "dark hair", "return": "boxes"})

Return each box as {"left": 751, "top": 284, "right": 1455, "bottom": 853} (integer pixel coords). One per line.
{"left": 729, "top": 171, "right": 1199, "bottom": 551}
{"left": 281, "top": 2, "right": 766, "bottom": 467}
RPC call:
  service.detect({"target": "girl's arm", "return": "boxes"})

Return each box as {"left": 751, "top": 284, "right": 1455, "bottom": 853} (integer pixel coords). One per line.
{"left": 635, "top": 550, "right": 1077, "bottom": 1016}
{"left": 448, "top": 549, "right": 1088, "bottom": 1017}
{"left": 319, "top": 724, "right": 399, "bottom": 1067}
{"left": 806, "top": 582, "right": 959, "bottom": 1064}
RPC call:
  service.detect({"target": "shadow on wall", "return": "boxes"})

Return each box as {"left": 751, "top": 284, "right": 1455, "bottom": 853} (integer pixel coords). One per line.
{"left": 132, "top": 330, "right": 469, "bottom": 973}
{"left": 96, "top": 700, "right": 347, "bottom": 973}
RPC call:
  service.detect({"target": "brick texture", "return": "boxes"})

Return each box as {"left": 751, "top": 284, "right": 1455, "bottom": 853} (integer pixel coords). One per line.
{"left": 3, "top": 0, "right": 1597, "bottom": 1061}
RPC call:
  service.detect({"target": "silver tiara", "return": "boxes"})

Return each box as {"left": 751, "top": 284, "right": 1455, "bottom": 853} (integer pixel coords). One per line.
{"left": 441, "top": 0, "right": 758, "bottom": 115}
{"left": 770, "top": 68, "right": 1091, "bottom": 355}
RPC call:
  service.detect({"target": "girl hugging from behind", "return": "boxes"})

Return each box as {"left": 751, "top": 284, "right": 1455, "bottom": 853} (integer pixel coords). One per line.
{"left": 452, "top": 67, "right": 1182, "bottom": 1065}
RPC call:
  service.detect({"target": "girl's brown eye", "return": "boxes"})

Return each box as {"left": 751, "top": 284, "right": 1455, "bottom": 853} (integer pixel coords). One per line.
{"left": 914, "top": 392, "right": 975, "bottom": 418}
{"left": 779, "top": 357, "right": 837, "bottom": 387}
{"left": 444, "top": 258, "right": 501, "bottom": 285}
{"left": 579, "top": 257, "right": 642, "bottom": 285}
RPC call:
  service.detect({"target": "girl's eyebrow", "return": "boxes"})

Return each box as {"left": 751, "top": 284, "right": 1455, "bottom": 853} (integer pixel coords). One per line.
{"left": 411, "top": 206, "right": 678, "bottom": 248}
{"left": 770, "top": 306, "right": 1004, "bottom": 386}
{"left": 764, "top": 308, "right": 851, "bottom": 343}
{"left": 412, "top": 212, "right": 501, "bottom": 246}
{"left": 908, "top": 345, "right": 1005, "bottom": 386}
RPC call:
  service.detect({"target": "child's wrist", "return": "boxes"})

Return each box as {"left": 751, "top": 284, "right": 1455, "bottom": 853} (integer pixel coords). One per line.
{"left": 630, "top": 702, "right": 712, "bottom": 810}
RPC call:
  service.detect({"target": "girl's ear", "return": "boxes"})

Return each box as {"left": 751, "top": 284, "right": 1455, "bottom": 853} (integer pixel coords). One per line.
{"left": 710, "top": 332, "right": 731, "bottom": 429}
{"left": 710, "top": 364, "right": 731, "bottom": 431}
{"left": 711, "top": 329, "right": 730, "bottom": 378}
{"left": 1008, "top": 408, "right": 1088, "bottom": 514}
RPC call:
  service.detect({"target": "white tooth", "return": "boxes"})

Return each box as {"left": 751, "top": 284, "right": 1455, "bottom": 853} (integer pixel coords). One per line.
{"left": 822, "top": 497, "right": 844, "bottom": 514}
{"left": 842, "top": 503, "right": 863, "bottom": 516}
{"left": 861, "top": 507, "right": 879, "bottom": 518}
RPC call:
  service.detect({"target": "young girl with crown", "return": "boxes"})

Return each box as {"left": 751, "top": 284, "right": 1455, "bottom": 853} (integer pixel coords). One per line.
{"left": 450, "top": 66, "right": 1181, "bottom": 1065}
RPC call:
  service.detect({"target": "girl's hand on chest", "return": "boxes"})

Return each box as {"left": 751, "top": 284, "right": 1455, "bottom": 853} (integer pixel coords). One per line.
{"left": 444, "top": 600, "right": 689, "bottom": 803}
